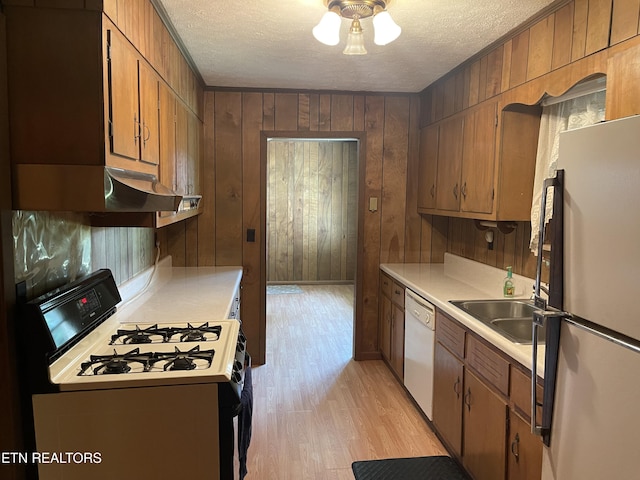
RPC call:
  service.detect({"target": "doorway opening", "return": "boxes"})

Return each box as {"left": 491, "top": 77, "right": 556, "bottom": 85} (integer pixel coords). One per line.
{"left": 263, "top": 134, "right": 363, "bottom": 360}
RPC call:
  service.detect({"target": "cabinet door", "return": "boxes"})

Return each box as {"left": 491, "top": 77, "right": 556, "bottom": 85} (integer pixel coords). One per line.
{"left": 435, "top": 115, "right": 464, "bottom": 211}
{"left": 463, "top": 370, "right": 508, "bottom": 480}
{"left": 391, "top": 303, "right": 404, "bottom": 379}
{"left": 379, "top": 294, "right": 392, "bottom": 362}
{"left": 187, "top": 111, "right": 201, "bottom": 195}
{"left": 418, "top": 124, "right": 439, "bottom": 210}
{"left": 158, "top": 82, "right": 176, "bottom": 219}
{"left": 175, "top": 101, "right": 189, "bottom": 195}
{"left": 508, "top": 411, "right": 542, "bottom": 480}
{"left": 138, "top": 61, "right": 160, "bottom": 165}
{"left": 108, "top": 28, "right": 140, "bottom": 161}
{"left": 433, "top": 342, "right": 464, "bottom": 456}
{"left": 461, "top": 102, "right": 496, "bottom": 214}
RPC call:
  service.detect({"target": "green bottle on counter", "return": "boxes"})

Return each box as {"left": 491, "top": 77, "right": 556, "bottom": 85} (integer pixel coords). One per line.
{"left": 503, "top": 266, "right": 515, "bottom": 297}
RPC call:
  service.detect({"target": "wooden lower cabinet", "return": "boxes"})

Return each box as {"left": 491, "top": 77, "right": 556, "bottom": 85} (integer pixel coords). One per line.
{"left": 463, "top": 370, "right": 508, "bottom": 480}
{"left": 508, "top": 411, "right": 542, "bottom": 480}
{"left": 390, "top": 302, "right": 405, "bottom": 378}
{"left": 378, "top": 271, "right": 404, "bottom": 380}
{"left": 432, "top": 310, "right": 542, "bottom": 480}
{"left": 379, "top": 293, "right": 392, "bottom": 361}
{"left": 433, "top": 342, "right": 464, "bottom": 456}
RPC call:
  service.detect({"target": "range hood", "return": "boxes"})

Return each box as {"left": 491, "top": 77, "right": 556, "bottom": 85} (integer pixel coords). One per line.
{"left": 12, "top": 164, "right": 182, "bottom": 213}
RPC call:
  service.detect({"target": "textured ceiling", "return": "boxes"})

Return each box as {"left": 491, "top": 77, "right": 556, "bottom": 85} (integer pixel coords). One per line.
{"left": 156, "top": 0, "right": 557, "bottom": 93}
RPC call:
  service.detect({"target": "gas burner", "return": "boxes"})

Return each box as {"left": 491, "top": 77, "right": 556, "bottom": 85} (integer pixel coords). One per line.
{"left": 150, "top": 345, "right": 215, "bottom": 371}
{"left": 110, "top": 324, "right": 171, "bottom": 345}
{"left": 79, "top": 348, "right": 153, "bottom": 376}
{"left": 167, "top": 323, "right": 222, "bottom": 343}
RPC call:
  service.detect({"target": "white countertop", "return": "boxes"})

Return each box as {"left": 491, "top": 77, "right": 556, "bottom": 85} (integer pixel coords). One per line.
{"left": 381, "top": 253, "right": 545, "bottom": 376}
{"left": 116, "top": 257, "right": 243, "bottom": 324}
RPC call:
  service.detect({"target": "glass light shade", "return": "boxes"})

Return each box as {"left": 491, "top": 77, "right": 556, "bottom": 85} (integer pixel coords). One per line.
{"left": 313, "top": 11, "right": 341, "bottom": 46}
{"left": 343, "top": 18, "right": 367, "bottom": 55}
{"left": 373, "top": 11, "right": 401, "bottom": 45}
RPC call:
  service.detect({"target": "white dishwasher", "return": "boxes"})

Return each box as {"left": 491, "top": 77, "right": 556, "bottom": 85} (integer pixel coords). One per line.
{"left": 403, "top": 288, "right": 436, "bottom": 420}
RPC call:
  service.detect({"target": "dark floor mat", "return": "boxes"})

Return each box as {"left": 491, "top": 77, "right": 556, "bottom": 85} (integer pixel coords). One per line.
{"left": 352, "top": 455, "right": 469, "bottom": 480}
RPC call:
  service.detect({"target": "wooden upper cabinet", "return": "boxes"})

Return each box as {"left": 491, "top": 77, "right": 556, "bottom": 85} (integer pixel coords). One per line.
{"left": 418, "top": 100, "right": 539, "bottom": 221}
{"left": 175, "top": 101, "right": 189, "bottom": 195}
{"left": 107, "top": 27, "right": 159, "bottom": 167}
{"left": 417, "top": 125, "right": 439, "bottom": 210}
{"left": 418, "top": 101, "right": 502, "bottom": 219}
{"left": 461, "top": 102, "right": 496, "bottom": 215}
{"left": 138, "top": 61, "right": 160, "bottom": 165}
{"left": 435, "top": 115, "right": 464, "bottom": 211}
{"left": 107, "top": 28, "right": 140, "bottom": 162}
{"left": 495, "top": 104, "right": 541, "bottom": 221}
{"left": 606, "top": 43, "right": 640, "bottom": 120}
{"left": 187, "top": 110, "right": 202, "bottom": 196}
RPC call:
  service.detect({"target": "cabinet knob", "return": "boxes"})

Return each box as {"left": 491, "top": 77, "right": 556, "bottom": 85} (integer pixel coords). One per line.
{"left": 430, "top": 184, "right": 435, "bottom": 198}
{"left": 453, "top": 376, "right": 461, "bottom": 399}
{"left": 453, "top": 183, "right": 459, "bottom": 199}
{"left": 461, "top": 182, "right": 467, "bottom": 199}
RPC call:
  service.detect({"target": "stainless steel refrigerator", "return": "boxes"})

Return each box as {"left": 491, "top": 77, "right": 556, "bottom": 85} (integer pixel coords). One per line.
{"left": 534, "top": 114, "right": 640, "bottom": 479}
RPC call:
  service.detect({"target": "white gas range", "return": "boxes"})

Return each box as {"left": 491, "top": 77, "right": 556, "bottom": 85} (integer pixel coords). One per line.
{"left": 18, "top": 266, "right": 249, "bottom": 480}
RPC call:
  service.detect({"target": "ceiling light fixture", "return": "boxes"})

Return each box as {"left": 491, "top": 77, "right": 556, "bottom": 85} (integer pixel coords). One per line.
{"left": 313, "top": 0, "right": 401, "bottom": 55}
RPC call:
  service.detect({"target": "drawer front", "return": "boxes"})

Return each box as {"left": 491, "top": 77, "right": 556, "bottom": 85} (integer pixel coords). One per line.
{"left": 436, "top": 311, "right": 465, "bottom": 359}
{"left": 391, "top": 281, "right": 405, "bottom": 308}
{"left": 380, "top": 272, "right": 392, "bottom": 298}
{"left": 510, "top": 365, "right": 543, "bottom": 422}
{"left": 466, "top": 335, "right": 510, "bottom": 396}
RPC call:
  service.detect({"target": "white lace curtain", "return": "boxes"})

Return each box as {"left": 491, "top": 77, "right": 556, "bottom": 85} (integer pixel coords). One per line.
{"left": 529, "top": 89, "right": 606, "bottom": 253}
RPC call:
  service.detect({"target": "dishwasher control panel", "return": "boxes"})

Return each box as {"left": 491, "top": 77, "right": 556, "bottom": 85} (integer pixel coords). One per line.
{"left": 405, "top": 289, "right": 435, "bottom": 330}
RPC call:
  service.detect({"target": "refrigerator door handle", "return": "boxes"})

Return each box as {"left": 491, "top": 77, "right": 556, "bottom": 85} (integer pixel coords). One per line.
{"left": 532, "top": 309, "right": 571, "bottom": 444}
{"left": 531, "top": 312, "right": 543, "bottom": 436}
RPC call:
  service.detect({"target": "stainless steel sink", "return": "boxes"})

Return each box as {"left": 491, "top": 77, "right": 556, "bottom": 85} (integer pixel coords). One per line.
{"left": 449, "top": 299, "right": 545, "bottom": 345}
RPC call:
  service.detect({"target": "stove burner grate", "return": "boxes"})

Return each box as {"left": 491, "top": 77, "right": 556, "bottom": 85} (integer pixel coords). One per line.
{"left": 79, "top": 348, "right": 153, "bottom": 376}
{"left": 110, "top": 324, "right": 172, "bottom": 345}
{"left": 150, "top": 345, "right": 215, "bottom": 371}
{"left": 167, "top": 323, "right": 222, "bottom": 343}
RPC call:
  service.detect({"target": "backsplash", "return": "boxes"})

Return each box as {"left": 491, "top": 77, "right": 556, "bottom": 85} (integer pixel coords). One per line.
{"left": 13, "top": 211, "right": 155, "bottom": 299}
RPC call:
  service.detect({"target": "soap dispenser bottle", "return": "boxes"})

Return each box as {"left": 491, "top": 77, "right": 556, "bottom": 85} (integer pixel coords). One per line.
{"left": 503, "top": 266, "right": 515, "bottom": 297}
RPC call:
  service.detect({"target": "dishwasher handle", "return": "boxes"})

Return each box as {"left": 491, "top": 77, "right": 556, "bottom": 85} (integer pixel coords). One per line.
{"left": 405, "top": 289, "right": 436, "bottom": 329}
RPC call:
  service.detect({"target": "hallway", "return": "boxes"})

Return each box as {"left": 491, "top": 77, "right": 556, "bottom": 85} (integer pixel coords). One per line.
{"left": 245, "top": 284, "right": 446, "bottom": 479}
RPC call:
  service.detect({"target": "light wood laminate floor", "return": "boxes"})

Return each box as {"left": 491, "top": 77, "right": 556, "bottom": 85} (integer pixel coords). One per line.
{"left": 245, "top": 284, "right": 447, "bottom": 479}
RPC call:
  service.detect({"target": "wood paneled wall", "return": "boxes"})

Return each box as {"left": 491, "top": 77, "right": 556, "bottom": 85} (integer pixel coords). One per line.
{"left": 91, "top": 226, "right": 156, "bottom": 285}
{"left": 267, "top": 139, "right": 358, "bottom": 283}
{"left": 162, "top": 91, "right": 436, "bottom": 363}
{"left": 446, "top": 218, "right": 548, "bottom": 283}
{"left": 421, "top": 0, "right": 617, "bottom": 126}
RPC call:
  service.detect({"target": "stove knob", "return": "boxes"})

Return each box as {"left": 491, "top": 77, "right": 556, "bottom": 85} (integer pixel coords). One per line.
{"left": 232, "top": 371, "right": 242, "bottom": 383}
{"left": 234, "top": 360, "right": 243, "bottom": 371}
